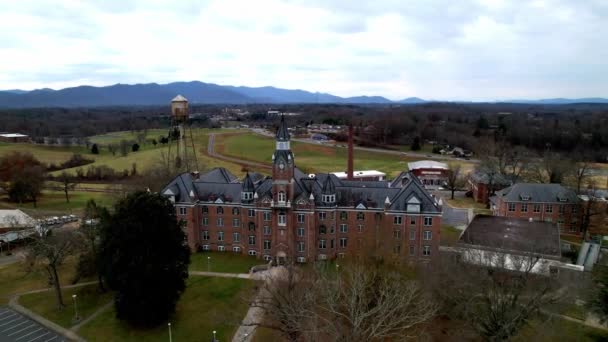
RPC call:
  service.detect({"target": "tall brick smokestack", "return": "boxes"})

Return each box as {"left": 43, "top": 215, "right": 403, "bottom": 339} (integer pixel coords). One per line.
{"left": 347, "top": 124, "right": 354, "bottom": 180}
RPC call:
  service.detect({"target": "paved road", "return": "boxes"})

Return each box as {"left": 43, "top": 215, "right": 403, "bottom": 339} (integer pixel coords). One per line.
{"left": 0, "top": 307, "right": 65, "bottom": 342}
{"left": 207, "top": 134, "right": 272, "bottom": 170}
{"left": 442, "top": 204, "right": 470, "bottom": 228}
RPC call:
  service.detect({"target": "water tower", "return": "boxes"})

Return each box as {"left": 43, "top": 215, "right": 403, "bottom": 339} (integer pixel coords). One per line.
{"left": 167, "top": 95, "right": 198, "bottom": 172}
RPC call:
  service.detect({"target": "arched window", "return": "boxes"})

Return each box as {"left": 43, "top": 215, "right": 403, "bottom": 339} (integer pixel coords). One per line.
{"left": 248, "top": 222, "right": 256, "bottom": 231}
{"left": 232, "top": 207, "right": 240, "bottom": 215}
{"left": 217, "top": 206, "right": 224, "bottom": 215}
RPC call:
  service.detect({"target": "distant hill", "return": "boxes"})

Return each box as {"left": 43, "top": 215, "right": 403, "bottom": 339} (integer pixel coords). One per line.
{"left": 0, "top": 81, "right": 398, "bottom": 108}
{"left": 0, "top": 81, "right": 605, "bottom": 107}
{"left": 503, "top": 98, "right": 608, "bottom": 104}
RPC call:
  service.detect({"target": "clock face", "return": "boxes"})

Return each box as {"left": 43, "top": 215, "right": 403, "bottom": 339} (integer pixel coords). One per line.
{"left": 279, "top": 162, "right": 285, "bottom": 170}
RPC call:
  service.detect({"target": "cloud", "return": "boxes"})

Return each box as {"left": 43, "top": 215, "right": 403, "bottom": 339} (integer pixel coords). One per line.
{"left": 0, "top": 0, "right": 606, "bottom": 100}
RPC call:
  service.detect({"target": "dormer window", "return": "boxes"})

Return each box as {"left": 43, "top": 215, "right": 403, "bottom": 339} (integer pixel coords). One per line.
{"left": 520, "top": 194, "right": 530, "bottom": 201}
{"left": 242, "top": 192, "right": 254, "bottom": 201}
{"left": 322, "top": 194, "right": 336, "bottom": 203}
{"left": 407, "top": 196, "right": 421, "bottom": 213}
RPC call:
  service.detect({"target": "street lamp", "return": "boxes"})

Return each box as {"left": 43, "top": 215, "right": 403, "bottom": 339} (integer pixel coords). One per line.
{"left": 72, "top": 294, "right": 80, "bottom": 322}
{"left": 168, "top": 322, "right": 172, "bottom": 342}
{"left": 212, "top": 330, "right": 218, "bottom": 342}
{"left": 207, "top": 256, "right": 211, "bottom": 272}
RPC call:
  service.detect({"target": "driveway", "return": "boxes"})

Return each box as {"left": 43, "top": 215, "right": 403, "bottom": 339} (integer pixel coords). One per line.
{"left": 0, "top": 307, "right": 65, "bottom": 342}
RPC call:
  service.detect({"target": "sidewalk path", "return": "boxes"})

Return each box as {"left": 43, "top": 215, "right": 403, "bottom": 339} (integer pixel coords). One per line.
{"left": 189, "top": 271, "right": 251, "bottom": 279}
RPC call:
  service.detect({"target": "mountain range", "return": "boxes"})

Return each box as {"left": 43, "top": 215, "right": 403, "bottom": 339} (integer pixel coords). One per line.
{"left": 0, "top": 81, "right": 605, "bottom": 107}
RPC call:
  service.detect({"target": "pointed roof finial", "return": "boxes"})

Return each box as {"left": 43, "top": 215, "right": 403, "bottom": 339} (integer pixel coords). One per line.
{"left": 276, "top": 114, "right": 290, "bottom": 141}
{"left": 385, "top": 196, "right": 391, "bottom": 205}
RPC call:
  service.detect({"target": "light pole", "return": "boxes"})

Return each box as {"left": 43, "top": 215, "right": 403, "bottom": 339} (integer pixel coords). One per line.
{"left": 168, "top": 322, "right": 172, "bottom": 342}
{"left": 207, "top": 256, "right": 211, "bottom": 272}
{"left": 72, "top": 294, "right": 80, "bottom": 322}
{"left": 212, "top": 330, "right": 218, "bottom": 342}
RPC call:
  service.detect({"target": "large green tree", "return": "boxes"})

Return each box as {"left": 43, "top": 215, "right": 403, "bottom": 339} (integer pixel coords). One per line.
{"left": 99, "top": 191, "right": 190, "bottom": 327}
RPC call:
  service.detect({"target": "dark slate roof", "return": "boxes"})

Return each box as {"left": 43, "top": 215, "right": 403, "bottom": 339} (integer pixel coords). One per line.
{"left": 275, "top": 114, "right": 290, "bottom": 141}
{"left": 459, "top": 215, "right": 561, "bottom": 258}
{"left": 495, "top": 183, "right": 579, "bottom": 203}
{"left": 162, "top": 167, "right": 440, "bottom": 213}
{"left": 469, "top": 171, "right": 514, "bottom": 185}
{"left": 198, "top": 168, "right": 239, "bottom": 183}
{"left": 322, "top": 174, "right": 336, "bottom": 194}
{"left": 242, "top": 173, "right": 255, "bottom": 192}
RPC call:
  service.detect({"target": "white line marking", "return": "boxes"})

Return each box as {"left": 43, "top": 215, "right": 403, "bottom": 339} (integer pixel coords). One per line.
{"left": 26, "top": 331, "right": 50, "bottom": 342}
{"left": 16, "top": 327, "right": 43, "bottom": 340}
{"left": 0, "top": 313, "right": 17, "bottom": 322}
{"left": 2, "top": 319, "right": 28, "bottom": 332}
{"left": 0, "top": 316, "right": 21, "bottom": 327}
{"left": 8, "top": 323, "right": 36, "bottom": 336}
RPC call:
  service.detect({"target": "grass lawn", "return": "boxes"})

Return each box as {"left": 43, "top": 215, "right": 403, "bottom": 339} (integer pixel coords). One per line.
{"left": 0, "top": 142, "right": 87, "bottom": 165}
{"left": 52, "top": 128, "right": 247, "bottom": 178}
{"left": 19, "top": 284, "right": 112, "bottom": 329}
{"left": 446, "top": 197, "right": 486, "bottom": 210}
{"left": 217, "top": 133, "right": 408, "bottom": 178}
{"left": 561, "top": 234, "right": 583, "bottom": 245}
{"left": 88, "top": 129, "right": 168, "bottom": 145}
{"left": 190, "top": 252, "right": 263, "bottom": 273}
{"left": 78, "top": 276, "right": 254, "bottom": 342}
{"left": 0, "top": 258, "right": 83, "bottom": 305}
{"left": 0, "top": 190, "right": 117, "bottom": 216}
{"left": 515, "top": 316, "right": 608, "bottom": 341}
{"left": 440, "top": 225, "right": 462, "bottom": 246}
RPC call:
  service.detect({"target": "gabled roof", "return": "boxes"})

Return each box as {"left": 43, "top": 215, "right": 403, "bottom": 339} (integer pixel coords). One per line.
{"left": 242, "top": 173, "right": 255, "bottom": 192}
{"left": 199, "top": 168, "right": 239, "bottom": 183}
{"left": 469, "top": 171, "right": 514, "bottom": 185}
{"left": 275, "top": 114, "right": 290, "bottom": 141}
{"left": 408, "top": 160, "right": 448, "bottom": 170}
{"left": 495, "top": 183, "right": 579, "bottom": 203}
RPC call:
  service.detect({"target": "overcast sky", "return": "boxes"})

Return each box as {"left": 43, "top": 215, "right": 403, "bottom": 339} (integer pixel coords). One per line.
{"left": 0, "top": 0, "right": 606, "bottom": 101}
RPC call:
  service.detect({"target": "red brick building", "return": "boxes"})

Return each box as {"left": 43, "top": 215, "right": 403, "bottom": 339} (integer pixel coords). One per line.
{"left": 408, "top": 161, "right": 448, "bottom": 189}
{"left": 491, "top": 183, "right": 582, "bottom": 235}
{"left": 468, "top": 171, "right": 513, "bottom": 204}
{"left": 163, "top": 116, "right": 443, "bottom": 263}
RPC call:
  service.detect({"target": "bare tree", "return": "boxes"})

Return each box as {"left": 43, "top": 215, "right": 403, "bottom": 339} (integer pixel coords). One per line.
{"left": 25, "top": 228, "right": 79, "bottom": 309}
{"left": 579, "top": 186, "right": 608, "bottom": 240}
{"left": 108, "top": 144, "right": 117, "bottom": 156}
{"left": 445, "top": 164, "right": 465, "bottom": 200}
{"left": 57, "top": 171, "right": 78, "bottom": 203}
{"left": 316, "top": 261, "right": 437, "bottom": 341}
{"left": 427, "top": 250, "right": 567, "bottom": 341}
{"left": 249, "top": 265, "right": 318, "bottom": 342}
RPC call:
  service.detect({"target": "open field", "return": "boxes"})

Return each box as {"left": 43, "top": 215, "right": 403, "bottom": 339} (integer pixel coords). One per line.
{"left": 0, "top": 190, "right": 117, "bottom": 216}
{"left": 216, "top": 133, "right": 477, "bottom": 178}
{"left": 0, "top": 257, "right": 85, "bottom": 305}
{"left": 0, "top": 142, "right": 86, "bottom": 165}
{"left": 190, "top": 252, "right": 263, "bottom": 273}
{"left": 20, "top": 284, "right": 113, "bottom": 329}
{"left": 78, "top": 276, "right": 253, "bottom": 342}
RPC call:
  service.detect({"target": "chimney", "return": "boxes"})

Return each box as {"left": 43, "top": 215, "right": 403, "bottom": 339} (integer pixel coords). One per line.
{"left": 347, "top": 124, "right": 354, "bottom": 180}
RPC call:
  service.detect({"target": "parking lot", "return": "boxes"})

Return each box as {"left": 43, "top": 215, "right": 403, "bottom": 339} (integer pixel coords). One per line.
{"left": 0, "top": 307, "right": 65, "bottom": 342}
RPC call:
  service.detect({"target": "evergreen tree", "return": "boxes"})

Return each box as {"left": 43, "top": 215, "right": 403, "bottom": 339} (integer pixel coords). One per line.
{"left": 99, "top": 192, "right": 190, "bottom": 327}
{"left": 411, "top": 136, "right": 421, "bottom": 151}
{"left": 91, "top": 143, "right": 99, "bottom": 154}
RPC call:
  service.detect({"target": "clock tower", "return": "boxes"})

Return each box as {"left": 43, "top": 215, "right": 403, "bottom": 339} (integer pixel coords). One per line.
{"left": 272, "top": 114, "right": 295, "bottom": 192}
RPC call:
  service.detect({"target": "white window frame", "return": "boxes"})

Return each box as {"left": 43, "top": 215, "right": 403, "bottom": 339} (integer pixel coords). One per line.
{"left": 297, "top": 227, "right": 305, "bottom": 237}
{"left": 278, "top": 213, "right": 287, "bottom": 226}
{"left": 202, "top": 244, "right": 210, "bottom": 251}
{"left": 264, "top": 240, "right": 271, "bottom": 250}
{"left": 218, "top": 231, "right": 224, "bottom": 241}
{"left": 232, "top": 218, "right": 240, "bottom": 227}
{"left": 297, "top": 213, "right": 305, "bottom": 223}
{"left": 422, "top": 245, "right": 431, "bottom": 256}
{"left": 248, "top": 209, "right": 255, "bottom": 217}
{"left": 339, "top": 224, "right": 348, "bottom": 233}
{"left": 297, "top": 241, "right": 305, "bottom": 252}
{"left": 179, "top": 207, "right": 187, "bottom": 215}
{"left": 217, "top": 217, "right": 224, "bottom": 227}
{"left": 424, "top": 217, "right": 433, "bottom": 226}
{"left": 423, "top": 230, "right": 432, "bottom": 240}
{"left": 248, "top": 250, "right": 257, "bottom": 256}
{"left": 233, "top": 232, "right": 240, "bottom": 242}
{"left": 394, "top": 216, "right": 402, "bottom": 225}
{"left": 339, "top": 237, "right": 347, "bottom": 248}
